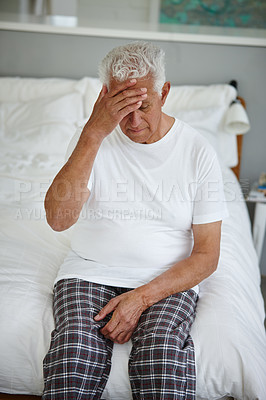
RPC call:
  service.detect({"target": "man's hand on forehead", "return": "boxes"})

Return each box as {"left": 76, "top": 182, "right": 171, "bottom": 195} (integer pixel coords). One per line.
{"left": 107, "top": 78, "right": 147, "bottom": 112}
{"left": 110, "top": 78, "right": 146, "bottom": 96}
{"left": 83, "top": 79, "right": 147, "bottom": 141}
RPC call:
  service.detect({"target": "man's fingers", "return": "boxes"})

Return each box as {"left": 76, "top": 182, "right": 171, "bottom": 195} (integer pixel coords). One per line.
{"left": 101, "top": 84, "right": 108, "bottom": 97}
{"left": 94, "top": 305, "right": 110, "bottom": 321}
{"left": 94, "top": 297, "right": 118, "bottom": 321}
{"left": 108, "top": 92, "right": 146, "bottom": 120}
{"left": 116, "top": 92, "right": 147, "bottom": 109}
{"left": 117, "top": 101, "right": 142, "bottom": 120}
{"left": 102, "top": 323, "right": 130, "bottom": 343}
{"left": 112, "top": 87, "right": 147, "bottom": 106}
{"left": 115, "top": 331, "right": 133, "bottom": 344}
{"left": 95, "top": 84, "right": 108, "bottom": 105}
{"left": 108, "top": 78, "right": 137, "bottom": 97}
{"left": 105, "top": 327, "right": 134, "bottom": 344}
{"left": 100, "top": 318, "right": 119, "bottom": 336}
{"left": 100, "top": 311, "right": 137, "bottom": 343}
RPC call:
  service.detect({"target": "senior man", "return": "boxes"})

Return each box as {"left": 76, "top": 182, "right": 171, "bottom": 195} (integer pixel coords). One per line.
{"left": 43, "top": 42, "right": 227, "bottom": 400}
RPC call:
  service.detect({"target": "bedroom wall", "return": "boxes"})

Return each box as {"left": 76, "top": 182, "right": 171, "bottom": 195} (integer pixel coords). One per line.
{"left": 0, "top": 29, "right": 266, "bottom": 273}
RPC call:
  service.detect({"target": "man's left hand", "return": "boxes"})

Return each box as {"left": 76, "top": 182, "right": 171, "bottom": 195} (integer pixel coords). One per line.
{"left": 94, "top": 290, "right": 146, "bottom": 344}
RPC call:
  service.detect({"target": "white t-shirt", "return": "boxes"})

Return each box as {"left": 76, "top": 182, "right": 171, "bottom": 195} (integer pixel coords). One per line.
{"left": 55, "top": 119, "right": 228, "bottom": 293}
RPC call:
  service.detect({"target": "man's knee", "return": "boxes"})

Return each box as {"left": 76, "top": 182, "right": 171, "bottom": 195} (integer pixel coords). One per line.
{"left": 135, "top": 329, "right": 184, "bottom": 352}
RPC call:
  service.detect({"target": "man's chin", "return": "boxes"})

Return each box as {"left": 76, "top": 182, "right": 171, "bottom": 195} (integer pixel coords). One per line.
{"left": 123, "top": 128, "right": 150, "bottom": 143}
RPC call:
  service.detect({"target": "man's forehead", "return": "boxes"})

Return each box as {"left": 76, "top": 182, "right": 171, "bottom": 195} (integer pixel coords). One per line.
{"left": 109, "top": 75, "right": 156, "bottom": 92}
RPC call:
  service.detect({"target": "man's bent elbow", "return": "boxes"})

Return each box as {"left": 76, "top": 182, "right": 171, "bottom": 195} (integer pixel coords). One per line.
{"left": 44, "top": 202, "right": 78, "bottom": 232}
{"left": 197, "top": 249, "right": 220, "bottom": 280}
{"left": 45, "top": 215, "right": 76, "bottom": 232}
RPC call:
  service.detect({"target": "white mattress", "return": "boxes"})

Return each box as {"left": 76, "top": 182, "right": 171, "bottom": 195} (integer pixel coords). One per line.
{"left": 0, "top": 77, "right": 265, "bottom": 399}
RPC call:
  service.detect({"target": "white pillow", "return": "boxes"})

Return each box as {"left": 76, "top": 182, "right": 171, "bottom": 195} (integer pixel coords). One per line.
{"left": 0, "top": 77, "right": 80, "bottom": 102}
{"left": 173, "top": 107, "right": 223, "bottom": 152}
{"left": 0, "top": 92, "right": 84, "bottom": 182}
{"left": 163, "top": 84, "right": 239, "bottom": 167}
{"left": 165, "top": 84, "right": 237, "bottom": 111}
{"left": 166, "top": 107, "right": 238, "bottom": 168}
{"left": 0, "top": 92, "right": 83, "bottom": 152}
{"left": 82, "top": 77, "right": 102, "bottom": 118}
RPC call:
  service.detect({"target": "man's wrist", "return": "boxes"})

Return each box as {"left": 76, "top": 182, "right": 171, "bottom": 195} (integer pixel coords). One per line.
{"left": 134, "top": 284, "right": 160, "bottom": 311}
{"left": 81, "top": 124, "right": 106, "bottom": 147}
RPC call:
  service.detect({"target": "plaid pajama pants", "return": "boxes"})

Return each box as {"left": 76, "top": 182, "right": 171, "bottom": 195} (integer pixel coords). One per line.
{"left": 43, "top": 278, "right": 198, "bottom": 400}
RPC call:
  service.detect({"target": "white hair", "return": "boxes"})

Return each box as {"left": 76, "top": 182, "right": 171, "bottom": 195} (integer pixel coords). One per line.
{"left": 98, "top": 42, "right": 166, "bottom": 94}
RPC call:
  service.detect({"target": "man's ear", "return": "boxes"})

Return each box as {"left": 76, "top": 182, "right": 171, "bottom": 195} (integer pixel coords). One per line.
{"left": 161, "top": 81, "right": 171, "bottom": 106}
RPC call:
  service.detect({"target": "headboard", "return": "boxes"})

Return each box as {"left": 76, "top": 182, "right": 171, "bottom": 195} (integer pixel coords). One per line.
{"left": 231, "top": 96, "right": 246, "bottom": 180}
{"left": 230, "top": 79, "right": 246, "bottom": 180}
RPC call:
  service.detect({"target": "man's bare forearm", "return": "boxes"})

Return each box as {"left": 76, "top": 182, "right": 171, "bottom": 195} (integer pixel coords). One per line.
{"left": 45, "top": 130, "right": 103, "bottom": 231}
{"left": 135, "top": 222, "right": 221, "bottom": 309}
{"left": 136, "top": 251, "right": 217, "bottom": 309}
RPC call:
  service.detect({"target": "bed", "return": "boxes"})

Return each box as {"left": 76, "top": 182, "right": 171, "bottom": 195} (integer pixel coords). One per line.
{"left": 0, "top": 76, "right": 265, "bottom": 400}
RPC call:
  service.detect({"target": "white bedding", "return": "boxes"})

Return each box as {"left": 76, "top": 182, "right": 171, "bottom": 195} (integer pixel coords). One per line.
{"left": 0, "top": 77, "right": 265, "bottom": 399}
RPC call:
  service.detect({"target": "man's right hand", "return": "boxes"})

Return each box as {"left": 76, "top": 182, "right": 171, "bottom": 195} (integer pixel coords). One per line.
{"left": 83, "top": 78, "right": 147, "bottom": 140}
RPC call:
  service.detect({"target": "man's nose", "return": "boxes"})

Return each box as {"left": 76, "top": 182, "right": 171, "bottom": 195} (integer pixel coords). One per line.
{"left": 130, "top": 110, "right": 142, "bottom": 127}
